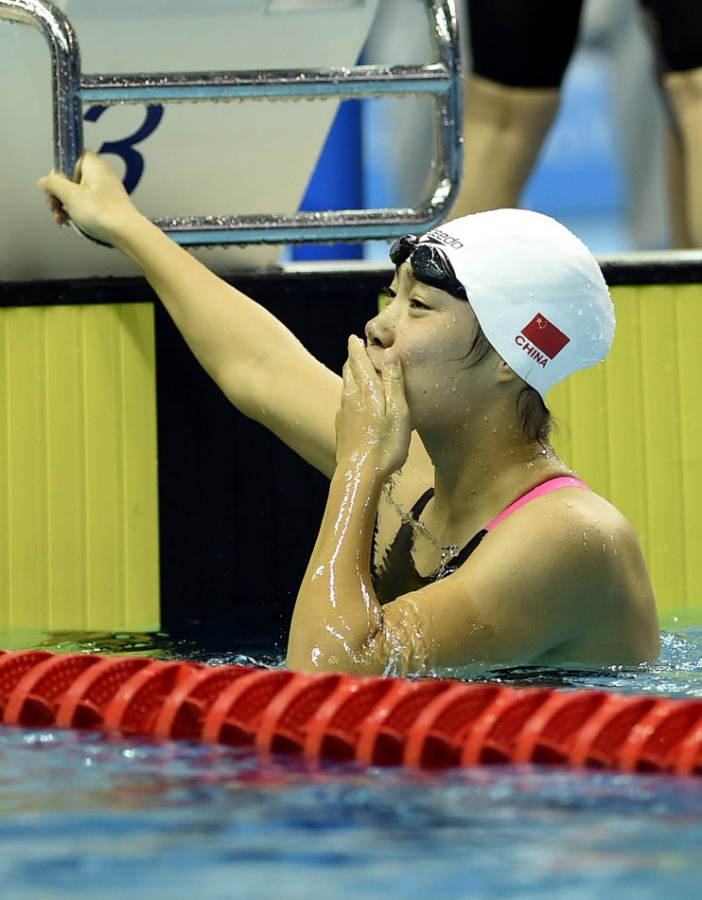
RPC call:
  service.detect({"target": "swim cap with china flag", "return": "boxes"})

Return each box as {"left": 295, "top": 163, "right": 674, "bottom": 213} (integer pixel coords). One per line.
{"left": 417, "top": 209, "right": 614, "bottom": 398}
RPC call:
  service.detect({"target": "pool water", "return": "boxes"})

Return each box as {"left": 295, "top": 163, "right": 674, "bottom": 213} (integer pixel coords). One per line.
{"left": 0, "top": 628, "right": 701, "bottom": 899}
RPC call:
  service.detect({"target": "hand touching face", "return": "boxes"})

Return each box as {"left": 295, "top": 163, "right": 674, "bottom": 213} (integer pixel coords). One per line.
{"left": 364, "top": 265, "right": 493, "bottom": 433}
{"left": 335, "top": 335, "right": 411, "bottom": 478}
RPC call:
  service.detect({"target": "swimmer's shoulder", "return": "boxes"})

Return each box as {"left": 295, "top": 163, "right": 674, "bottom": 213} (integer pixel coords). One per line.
{"left": 483, "top": 483, "right": 647, "bottom": 579}
{"left": 426, "top": 485, "right": 656, "bottom": 666}
{"left": 478, "top": 485, "right": 658, "bottom": 662}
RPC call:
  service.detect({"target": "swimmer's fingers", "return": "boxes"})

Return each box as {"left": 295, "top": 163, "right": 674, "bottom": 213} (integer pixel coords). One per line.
{"left": 381, "top": 351, "right": 411, "bottom": 469}
{"left": 382, "top": 351, "right": 408, "bottom": 421}
{"left": 341, "top": 341, "right": 364, "bottom": 391}
{"left": 38, "top": 152, "right": 91, "bottom": 205}
{"left": 39, "top": 167, "right": 91, "bottom": 237}
{"left": 45, "top": 192, "right": 70, "bottom": 227}
{"left": 37, "top": 151, "right": 130, "bottom": 244}
{"left": 341, "top": 356, "right": 360, "bottom": 405}
{"left": 337, "top": 337, "right": 384, "bottom": 463}
{"left": 39, "top": 171, "right": 109, "bottom": 243}
{"left": 38, "top": 170, "right": 78, "bottom": 225}
{"left": 345, "top": 335, "right": 381, "bottom": 406}
{"left": 39, "top": 149, "right": 114, "bottom": 193}
{"left": 338, "top": 339, "right": 409, "bottom": 473}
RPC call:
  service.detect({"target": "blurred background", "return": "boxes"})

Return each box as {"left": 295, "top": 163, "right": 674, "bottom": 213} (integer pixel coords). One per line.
{"left": 0, "top": 0, "right": 675, "bottom": 280}
{"left": 297, "top": 0, "right": 671, "bottom": 262}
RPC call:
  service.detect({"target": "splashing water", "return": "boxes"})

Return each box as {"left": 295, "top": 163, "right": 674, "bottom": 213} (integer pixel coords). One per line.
{"left": 382, "top": 476, "right": 460, "bottom": 577}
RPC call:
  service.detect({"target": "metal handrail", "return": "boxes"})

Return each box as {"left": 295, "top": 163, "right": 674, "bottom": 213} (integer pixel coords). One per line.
{"left": 0, "top": 0, "right": 462, "bottom": 245}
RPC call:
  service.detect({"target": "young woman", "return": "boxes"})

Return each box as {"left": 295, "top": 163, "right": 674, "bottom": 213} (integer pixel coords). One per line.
{"left": 39, "top": 151, "right": 659, "bottom": 675}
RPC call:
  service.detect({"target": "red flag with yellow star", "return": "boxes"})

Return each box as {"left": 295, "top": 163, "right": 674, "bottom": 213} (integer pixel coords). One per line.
{"left": 521, "top": 313, "right": 570, "bottom": 358}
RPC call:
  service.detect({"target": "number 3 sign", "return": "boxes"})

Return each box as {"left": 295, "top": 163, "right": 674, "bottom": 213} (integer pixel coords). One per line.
{"left": 84, "top": 104, "right": 165, "bottom": 194}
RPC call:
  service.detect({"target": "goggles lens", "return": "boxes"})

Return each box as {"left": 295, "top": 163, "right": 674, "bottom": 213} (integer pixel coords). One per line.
{"left": 389, "top": 234, "right": 468, "bottom": 301}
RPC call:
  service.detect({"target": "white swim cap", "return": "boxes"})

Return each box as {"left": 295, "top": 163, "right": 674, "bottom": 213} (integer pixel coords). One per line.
{"left": 412, "top": 209, "right": 615, "bottom": 398}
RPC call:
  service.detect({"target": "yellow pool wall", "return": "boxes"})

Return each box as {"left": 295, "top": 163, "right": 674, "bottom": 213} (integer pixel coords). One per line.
{"left": 549, "top": 281, "right": 702, "bottom": 630}
{"left": 0, "top": 303, "right": 159, "bottom": 633}
{"left": 0, "top": 276, "right": 700, "bottom": 634}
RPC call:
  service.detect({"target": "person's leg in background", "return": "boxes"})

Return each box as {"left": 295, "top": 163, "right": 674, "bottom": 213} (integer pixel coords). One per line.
{"left": 643, "top": 0, "right": 702, "bottom": 246}
{"left": 450, "top": 0, "right": 584, "bottom": 218}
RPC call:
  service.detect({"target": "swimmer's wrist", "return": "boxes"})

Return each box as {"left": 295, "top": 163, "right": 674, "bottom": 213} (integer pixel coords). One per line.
{"left": 337, "top": 445, "right": 400, "bottom": 484}
{"left": 108, "top": 210, "right": 164, "bottom": 255}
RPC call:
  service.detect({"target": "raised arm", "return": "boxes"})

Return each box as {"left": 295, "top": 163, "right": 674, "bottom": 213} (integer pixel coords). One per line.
{"left": 38, "top": 151, "right": 340, "bottom": 476}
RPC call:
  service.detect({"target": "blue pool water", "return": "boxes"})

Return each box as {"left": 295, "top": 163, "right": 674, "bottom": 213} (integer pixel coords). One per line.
{"left": 1, "top": 628, "right": 701, "bottom": 899}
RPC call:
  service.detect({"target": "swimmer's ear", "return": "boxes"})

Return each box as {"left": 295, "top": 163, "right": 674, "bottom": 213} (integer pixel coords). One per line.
{"left": 495, "top": 359, "right": 520, "bottom": 385}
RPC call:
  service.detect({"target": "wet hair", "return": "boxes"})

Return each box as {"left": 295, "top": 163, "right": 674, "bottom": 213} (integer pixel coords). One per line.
{"left": 463, "top": 320, "right": 552, "bottom": 445}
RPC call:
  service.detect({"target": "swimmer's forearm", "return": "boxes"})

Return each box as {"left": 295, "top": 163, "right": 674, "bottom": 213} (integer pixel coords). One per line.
{"left": 286, "top": 457, "right": 386, "bottom": 673}
{"left": 107, "top": 212, "right": 340, "bottom": 474}
{"left": 111, "top": 212, "right": 281, "bottom": 387}
{"left": 41, "top": 154, "right": 338, "bottom": 460}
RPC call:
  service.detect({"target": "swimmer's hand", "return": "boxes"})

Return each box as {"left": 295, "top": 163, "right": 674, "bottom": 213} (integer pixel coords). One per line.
{"left": 336, "top": 335, "right": 411, "bottom": 477}
{"left": 38, "top": 150, "right": 139, "bottom": 247}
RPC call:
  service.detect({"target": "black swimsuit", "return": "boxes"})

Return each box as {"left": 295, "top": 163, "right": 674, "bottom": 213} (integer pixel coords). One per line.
{"left": 372, "top": 476, "right": 589, "bottom": 606}
{"left": 464, "top": 1, "right": 702, "bottom": 87}
{"left": 372, "top": 489, "right": 486, "bottom": 605}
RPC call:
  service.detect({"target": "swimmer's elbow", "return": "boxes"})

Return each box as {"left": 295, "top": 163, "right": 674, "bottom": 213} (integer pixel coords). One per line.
{"left": 285, "top": 601, "right": 430, "bottom": 677}
{"left": 363, "top": 600, "right": 431, "bottom": 677}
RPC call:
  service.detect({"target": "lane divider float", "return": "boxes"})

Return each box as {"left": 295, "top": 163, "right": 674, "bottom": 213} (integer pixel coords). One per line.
{"left": 1, "top": 649, "right": 700, "bottom": 775}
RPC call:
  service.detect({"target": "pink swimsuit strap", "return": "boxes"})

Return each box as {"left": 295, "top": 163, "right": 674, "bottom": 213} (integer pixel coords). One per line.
{"left": 485, "top": 476, "right": 589, "bottom": 532}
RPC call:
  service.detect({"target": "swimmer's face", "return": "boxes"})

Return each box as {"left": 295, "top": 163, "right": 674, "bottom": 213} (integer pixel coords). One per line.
{"left": 365, "top": 262, "right": 498, "bottom": 428}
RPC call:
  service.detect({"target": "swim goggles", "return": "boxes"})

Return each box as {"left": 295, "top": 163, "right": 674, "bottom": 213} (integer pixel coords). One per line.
{"left": 389, "top": 234, "right": 468, "bottom": 301}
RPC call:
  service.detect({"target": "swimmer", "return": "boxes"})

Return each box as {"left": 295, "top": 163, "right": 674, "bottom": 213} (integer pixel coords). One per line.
{"left": 39, "top": 151, "right": 659, "bottom": 675}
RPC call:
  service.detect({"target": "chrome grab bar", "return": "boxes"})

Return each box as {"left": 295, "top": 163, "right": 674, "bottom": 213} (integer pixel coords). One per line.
{"left": 0, "top": 0, "right": 462, "bottom": 245}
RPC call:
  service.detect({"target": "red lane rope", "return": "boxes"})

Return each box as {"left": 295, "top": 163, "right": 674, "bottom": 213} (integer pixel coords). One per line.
{"left": 0, "top": 649, "right": 700, "bottom": 775}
